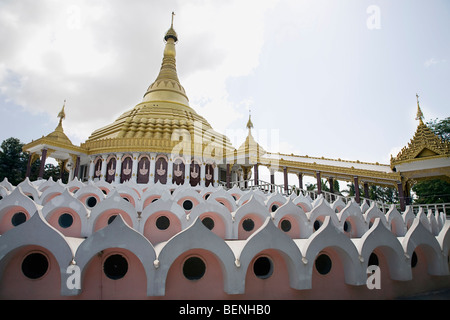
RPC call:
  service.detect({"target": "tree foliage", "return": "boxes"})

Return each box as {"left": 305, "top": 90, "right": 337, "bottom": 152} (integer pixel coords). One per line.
{"left": 412, "top": 179, "right": 450, "bottom": 204}
{"left": 0, "top": 137, "right": 66, "bottom": 184}
{"left": 426, "top": 117, "right": 450, "bottom": 141}
{"left": 0, "top": 137, "right": 29, "bottom": 185}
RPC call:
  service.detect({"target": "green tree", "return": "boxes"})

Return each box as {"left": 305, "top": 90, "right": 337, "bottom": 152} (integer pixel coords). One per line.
{"left": 412, "top": 179, "right": 450, "bottom": 204}
{"left": 0, "top": 137, "right": 28, "bottom": 185}
{"left": 0, "top": 137, "right": 68, "bottom": 185}
{"left": 427, "top": 117, "right": 450, "bottom": 141}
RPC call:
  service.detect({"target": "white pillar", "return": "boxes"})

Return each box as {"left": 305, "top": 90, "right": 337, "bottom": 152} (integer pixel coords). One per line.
{"left": 167, "top": 155, "right": 173, "bottom": 186}
{"left": 131, "top": 153, "right": 139, "bottom": 183}
{"left": 100, "top": 154, "right": 108, "bottom": 181}
{"left": 184, "top": 157, "right": 190, "bottom": 186}
{"left": 149, "top": 153, "right": 156, "bottom": 185}
{"left": 115, "top": 153, "right": 123, "bottom": 184}
{"left": 88, "top": 156, "right": 95, "bottom": 181}
{"left": 200, "top": 163, "right": 206, "bottom": 187}
{"left": 213, "top": 164, "right": 219, "bottom": 187}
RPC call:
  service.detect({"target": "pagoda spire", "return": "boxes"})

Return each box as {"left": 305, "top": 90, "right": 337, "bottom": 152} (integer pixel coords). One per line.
{"left": 55, "top": 100, "right": 66, "bottom": 131}
{"left": 246, "top": 109, "right": 254, "bottom": 132}
{"left": 143, "top": 12, "right": 189, "bottom": 105}
{"left": 415, "top": 93, "right": 424, "bottom": 124}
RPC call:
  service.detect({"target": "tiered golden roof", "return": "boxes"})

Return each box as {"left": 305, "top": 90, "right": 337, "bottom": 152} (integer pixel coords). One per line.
{"left": 391, "top": 97, "right": 450, "bottom": 166}
{"left": 237, "top": 113, "right": 266, "bottom": 163}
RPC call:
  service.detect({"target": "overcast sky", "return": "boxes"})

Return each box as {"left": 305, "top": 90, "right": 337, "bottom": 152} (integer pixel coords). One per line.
{"left": 0, "top": 0, "right": 449, "bottom": 172}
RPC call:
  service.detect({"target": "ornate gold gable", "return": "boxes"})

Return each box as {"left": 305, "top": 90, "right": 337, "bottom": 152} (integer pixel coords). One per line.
{"left": 391, "top": 97, "right": 450, "bottom": 167}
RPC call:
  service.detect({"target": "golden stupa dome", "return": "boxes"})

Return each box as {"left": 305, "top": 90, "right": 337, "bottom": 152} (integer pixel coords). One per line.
{"left": 83, "top": 15, "right": 234, "bottom": 157}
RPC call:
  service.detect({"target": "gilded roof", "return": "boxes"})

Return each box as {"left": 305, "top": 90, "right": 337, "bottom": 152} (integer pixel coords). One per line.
{"left": 84, "top": 18, "right": 234, "bottom": 155}
{"left": 391, "top": 118, "right": 450, "bottom": 166}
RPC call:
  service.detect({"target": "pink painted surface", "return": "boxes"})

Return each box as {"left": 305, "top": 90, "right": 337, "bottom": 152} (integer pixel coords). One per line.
{"left": 0, "top": 245, "right": 61, "bottom": 299}
{"left": 143, "top": 211, "right": 182, "bottom": 244}
{"left": 79, "top": 248, "right": 147, "bottom": 299}
{"left": 199, "top": 212, "right": 226, "bottom": 238}
{"left": 0, "top": 206, "right": 30, "bottom": 234}
{"left": 46, "top": 208, "right": 82, "bottom": 237}
{"left": 93, "top": 209, "right": 134, "bottom": 232}
{"left": 237, "top": 213, "right": 263, "bottom": 240}
{"left": 164, "top": 249, "right": 226, "bottom": 299}
{"left": 277, "top": 215, "right": 300, "bottom": 239}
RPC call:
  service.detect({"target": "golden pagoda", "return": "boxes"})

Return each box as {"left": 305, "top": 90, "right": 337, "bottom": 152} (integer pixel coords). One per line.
{"left": 82, "top": 13, "right": 234, "bottom": 159}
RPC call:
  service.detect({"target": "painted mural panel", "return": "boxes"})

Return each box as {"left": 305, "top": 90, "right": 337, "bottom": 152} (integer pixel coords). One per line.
{"left": 172, "top": 158, "right": 185, "bottom": 185}
{"left": 154, "top": 155, "right": 168, "bottom": 184}
{"left": 120, "top": 156, "right": 133, "bottom": 183}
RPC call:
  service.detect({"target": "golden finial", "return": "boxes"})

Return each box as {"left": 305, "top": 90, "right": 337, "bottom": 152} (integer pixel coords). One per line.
{"left": 58, "top": 100, "right": 66, "bottom": 124}
{"left": 164, "top": 11, "right": 178, "bottom": 43}
{"left": 246, "top": 109, "right": 254, "bottom": 132}
{"left": 415, "top": 93, "right": 424, "bottom": 123}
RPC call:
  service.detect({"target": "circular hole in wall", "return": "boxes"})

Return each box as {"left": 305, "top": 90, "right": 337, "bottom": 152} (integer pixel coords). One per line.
{"left": 11, "top": 212, "right": 27, "bottom": 226}
{"left": 156, "top": 215, "right": 170, "bottom": 230}
{"left": 315, "top": 253, "right": 332, "bottom": 275}
{"left": 86, "top": 196, "right": 97, "bottom": 208}
{"left": 201, "top": 217, "right": 215, "bottom": 230}
{"left": 242, "top": 218, "right": 255, "bottom": 232}
{"left": 22, "top": 252, "right": 49, "bottom": 280}
{"left": 103, "top": 254, "right": 128, "bottom": 280}
{"left": 343, "top": 220, "right": 352, "bottom": 233}
{"left": 107, "top": 215, "right": 118, "bottom": 225}
{"left": 253, "top": 256, "right": 273, "bottom": 279}
{"left": 270, "top": 204, "right": 279, "bottom": 212}
{"left": 313, "top": 220, "right": 322, "bottom": 231}
{"left": 183, "top": 256, "right": 206, "bottom": 281}
{"left": 182, "top": 199, "right": 194, "bottom": 211}
{"left": 280, "top": 219, "right": 292, "bottom": 232}
{"left": 58, "top": 213, "right": 73, "bottom": 228}
{"left": 411, "top": 251, "right": 418, "bottom": 268}
{"left": 369, "top": 252, "right": 379, "bottom": 266}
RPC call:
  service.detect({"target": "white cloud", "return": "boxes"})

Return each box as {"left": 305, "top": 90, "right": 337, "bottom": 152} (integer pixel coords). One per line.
{"left": 0, "top": 0, "right": 278, "bottom": 144}
{"left": 424, "top": 57, "right": 446, "bottom": 68}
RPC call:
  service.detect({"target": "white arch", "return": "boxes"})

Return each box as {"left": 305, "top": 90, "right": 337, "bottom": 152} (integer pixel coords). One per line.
{"left": 302, "top": 216, "right": 366, "bottom": 286}
{"left": 155, "top": 217, "right": 239, "bottom": 296}
{"left": 88, "top": 190, "right": 139, "bottom": 233}
{"left": 189, "top": 200, "right": 233, "bottom": 239}
{"left": 74, "top": 214, "right": 157, "bottom": 296}
{"left": 402, "top": 218, "right": 447, "bottom": 276}
{"left": 436, "top": 220, "right": 450, "bottom": 275}
{"left": 386, "top": 205, "right": 407, "bottom": 236}
{"left": 307, "top": 198, "right": 340, "bottom": 230}
{"left": 206, "top": 188, "right": 237, "bottom": 212}
{"left": 237, "top": 217, "right": 308, "bottom": 291}
{"left": 0, "top": 209, "right": 75, "bottom": 296}
{"left": 0, "top": 187, "right": 40, "bottom": 232}
{"left": 357, "top": 218, "right": 411, "bottom": 281}
{"left": 17, "top": 178, "right": 41, "bottom": 203}
{"left": 42, "top": 189, "right": 90, "bottom": 237}
{"left": 364, "top": 202, "right": 389, "bottom": 229}
{"left": 337, "top": 200, "right": 368, "bottom": 237}
{"left": 139, "top": 198, "right": 188, "bottom": 233}
{"left": 272, "top": 198, "right": 312, "bottom": 238}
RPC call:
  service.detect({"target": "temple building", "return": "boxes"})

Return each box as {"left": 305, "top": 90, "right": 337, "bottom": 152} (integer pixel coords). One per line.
{"left": 0, "top": 15, "right": 448, "bottom": 300}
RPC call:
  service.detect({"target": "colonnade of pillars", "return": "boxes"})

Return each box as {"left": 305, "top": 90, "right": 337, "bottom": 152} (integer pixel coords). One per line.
{"left": 88, "top": 152, "right": 219, "bottom": 187}
{"left": 252, "top": 164, "right": 409, "bottom": 212}
{"left": 25, "top": 148, "right": 81, "bottom": 182}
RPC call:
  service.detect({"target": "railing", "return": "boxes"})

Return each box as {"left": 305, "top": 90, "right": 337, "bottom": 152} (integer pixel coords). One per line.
{"left": 219, "top": 179, "right": 450, "bottom": 218}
